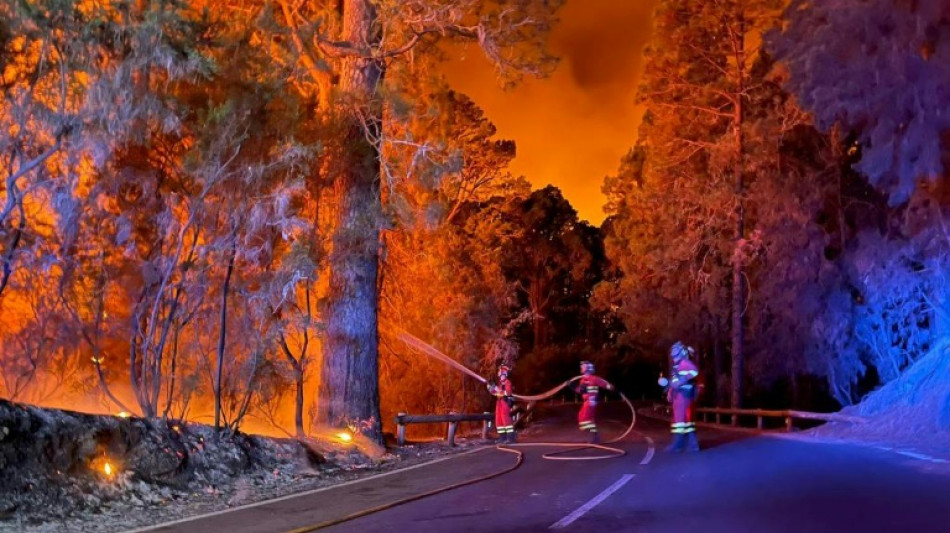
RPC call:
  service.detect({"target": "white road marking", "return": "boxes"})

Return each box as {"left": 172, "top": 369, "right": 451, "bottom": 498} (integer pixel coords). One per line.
{"left": 896, "top": 450, "right": 949, "bottom": 464}
{"left": 770, "top": 433, "right": 950, "bottom": 465}
{"left": 549, "top": 474, "right": 635, "bottom": 529}
{"left": 640, "top": 436, "right": 655, "bottom": 465}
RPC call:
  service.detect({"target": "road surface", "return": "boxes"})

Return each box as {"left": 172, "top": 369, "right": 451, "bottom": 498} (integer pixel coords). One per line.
{"left": 134, "top": 404, "right": 950, "bottom": 533}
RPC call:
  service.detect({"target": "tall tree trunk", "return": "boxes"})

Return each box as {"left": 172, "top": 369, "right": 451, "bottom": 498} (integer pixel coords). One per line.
{"left": 318, "top": 0, "right": 385, "bottom": 444}
{"left": 214, "top": 242, "right": 236, "bottom": 431}
{"left": 529, "top": 278, "right": 547, "bottom": 348}
{"left": 0, "top": 198, "right": 24, "bottom": 300}
{"left": 713, "top": 316, "right": 726, "bottom": 407}
{"left": 730, "top": 12, "right": 747, "bottom": 410}
{"left": 532, "top": 313, "right": 546, "bottom": 349}
{"left": 163, "top": 325, "right": 181, "bottom": 418}
{"left": 295, "top": 365, "right": 305, "bottom": 437}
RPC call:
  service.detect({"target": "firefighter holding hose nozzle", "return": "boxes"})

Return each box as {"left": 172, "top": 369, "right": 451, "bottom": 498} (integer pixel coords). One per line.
{"left": 659, "top": 341, "right": 700, "bottom": 452}
{"left": 575, "top": 361, "right": 614, "bottom": 444}
{"left": 487, "top": 364, "right": 516, "bottom": 443}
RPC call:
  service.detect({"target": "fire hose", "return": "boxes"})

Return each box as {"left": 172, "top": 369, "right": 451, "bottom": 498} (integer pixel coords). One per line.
{"left": 284, "top": 327, "right": 638, "bottom": 532}
{"left": 285, "top": 446, "right": 524, "bottom": 533}
{"left": 390, "top": 326, "right": 637, "bottom": 461}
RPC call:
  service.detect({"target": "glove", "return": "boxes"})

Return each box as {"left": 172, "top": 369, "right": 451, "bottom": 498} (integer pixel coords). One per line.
{"left": 658, "top": 376, "right": 669, "bottom": 388}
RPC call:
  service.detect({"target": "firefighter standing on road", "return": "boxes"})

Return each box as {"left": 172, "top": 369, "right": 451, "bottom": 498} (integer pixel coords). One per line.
{"left": 660, "top": 342, "right": 700, "bottom": 452}
{"left": 488, "top": 364, "right": 516, "bottom": 443}
{"left": 575, "top": 361, "right": 614, "bottom": 444}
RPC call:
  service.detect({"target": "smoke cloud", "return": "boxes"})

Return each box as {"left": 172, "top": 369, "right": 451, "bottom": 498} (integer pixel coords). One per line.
{"left": 443, "top": 0, "right": 657, "bottom": 225}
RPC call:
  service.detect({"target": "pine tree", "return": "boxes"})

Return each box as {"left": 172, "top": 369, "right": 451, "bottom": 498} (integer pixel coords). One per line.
{"left": 261, "top": 0, "right": 562, "bottom": 442}
{"left": 630, "top": 0, "right": 782, "bottom": 407}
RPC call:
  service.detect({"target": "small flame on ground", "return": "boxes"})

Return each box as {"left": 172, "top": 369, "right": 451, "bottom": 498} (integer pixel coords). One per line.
{"left": 336, "top": 431, "right": 353, "bottom": 443}
{"left": 94, "top": 457, "right": 118, "bottom": 479}
{"left": 116, "top": 411, "right": 131, "bottom": 418}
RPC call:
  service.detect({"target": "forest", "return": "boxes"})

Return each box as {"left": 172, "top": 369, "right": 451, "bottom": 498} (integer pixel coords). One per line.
{"left": 2, "top": 0, "right": 949, "bottom": 447}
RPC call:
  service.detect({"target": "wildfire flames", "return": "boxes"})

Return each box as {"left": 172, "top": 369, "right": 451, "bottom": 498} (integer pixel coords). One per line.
{"left": 92, "top": 457, "right": 119, "bottom": 480}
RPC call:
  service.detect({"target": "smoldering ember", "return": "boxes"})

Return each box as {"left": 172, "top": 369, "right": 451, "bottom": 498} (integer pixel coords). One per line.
{"left": 2, "top": 1, "right": 950, "bottom": 532}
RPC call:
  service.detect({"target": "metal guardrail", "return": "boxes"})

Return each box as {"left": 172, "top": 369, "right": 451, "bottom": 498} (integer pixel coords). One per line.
{"left": 694, "top": 407, "right": 865, "bottom": 431}
{"left": 394, "top": 412, "right": 493, "bottom": 446}
{"left": 645, "top": 404, "right": 865, "bottom": 432}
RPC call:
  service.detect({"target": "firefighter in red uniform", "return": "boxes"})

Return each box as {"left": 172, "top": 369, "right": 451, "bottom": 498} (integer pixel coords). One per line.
{"left": 487, "top": 364, "right": 516, "bottom": 443}
{"left": 574, "top": 361, "right": 614, "bottom": 444}
{"left": 660, "top": 341, "right": 700, "bottom": 452}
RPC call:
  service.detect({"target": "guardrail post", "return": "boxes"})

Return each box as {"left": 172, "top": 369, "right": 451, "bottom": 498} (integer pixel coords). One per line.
{"left": 482, "top": 412, "right": 491, "bottom": 439}
{"left": 447, "top": 421, "right": 458, "bottom": 447}
{"left": 757, "top": 416, "right": 763, "bottom": 430}
{"left": 716, "top": 413, "right": 721, "bottom": 425}
{"left": 731, "top": 414, "right": 738, "bottom": 427}
{"left": 785, "top": 416, "right": 793, "bottom": 432}
{"left": 396, "top": 412, "right": 407, "bottom": 446}
{"left": 447, "top": 411, "right": 458, "bottom": 446}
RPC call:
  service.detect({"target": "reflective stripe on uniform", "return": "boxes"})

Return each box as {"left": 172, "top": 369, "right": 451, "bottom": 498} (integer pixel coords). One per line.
{"left": 671, "top": 422, "right": 695, "bottom": 434}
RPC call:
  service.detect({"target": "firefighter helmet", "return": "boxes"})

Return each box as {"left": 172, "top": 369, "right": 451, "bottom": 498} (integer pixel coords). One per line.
{"left": 498, "top": 364, "right": 511, "bottom": 379}
{"left": 580, "top": 360, "right": 595, "bottom": 375}
{"left": 671, "top": 342, "right": 694, "bottom": 362}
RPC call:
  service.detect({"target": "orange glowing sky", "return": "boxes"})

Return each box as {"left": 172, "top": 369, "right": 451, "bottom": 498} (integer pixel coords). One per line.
{"left": 443, "top": 0, "right": 657, "bottom": 225}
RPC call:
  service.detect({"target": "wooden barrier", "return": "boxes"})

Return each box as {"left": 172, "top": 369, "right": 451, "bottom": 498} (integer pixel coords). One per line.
{"left": 394, "top": 412, "right": 494, "bottom": 447}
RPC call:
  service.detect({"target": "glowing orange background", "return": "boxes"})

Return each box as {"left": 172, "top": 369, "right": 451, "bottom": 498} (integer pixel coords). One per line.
{"left": 443, "top": 0, "right": 657, "bottom": 225}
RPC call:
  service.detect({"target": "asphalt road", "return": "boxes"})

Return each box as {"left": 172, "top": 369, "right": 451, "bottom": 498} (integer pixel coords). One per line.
{"left": 134, "top": 404, "right": 950, "bottom": 533}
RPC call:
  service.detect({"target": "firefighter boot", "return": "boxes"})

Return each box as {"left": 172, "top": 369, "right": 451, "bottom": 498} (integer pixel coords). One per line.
{"left": 589, "top": 431, "right": 601, "bottom": 444}
{"left": 685, "top": 432, "right": 700, "bottom": 452}
{"left": 665, "top": 433, "right": 685, "bottom": 453}
{"left": 507, "top": 432, "right": 517, "bottom": 444}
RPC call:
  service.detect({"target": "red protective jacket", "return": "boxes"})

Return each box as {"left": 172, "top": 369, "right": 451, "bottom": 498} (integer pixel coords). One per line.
{"left": 490, "top": 378, "right": 514, "bottom": 435}
{"left": 576, "top": 375, "right": 610, "bottom": 432}
{"left": 668, "top": 358, "right": 699, "bottom": 434}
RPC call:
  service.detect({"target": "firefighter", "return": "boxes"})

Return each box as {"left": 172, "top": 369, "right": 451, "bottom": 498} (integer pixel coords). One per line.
{"left": 574, "top": 360, "right": 614, "bottom": 444}
{"left": 660, "top": 341, "right": 700, "bottom": 452}
{"left": 487, "top": 364, "right": 516, "bottom": 443}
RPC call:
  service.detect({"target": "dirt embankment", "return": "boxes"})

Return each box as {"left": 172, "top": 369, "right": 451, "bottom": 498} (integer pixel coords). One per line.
{"left": 808, "top": 340, "right": 950, "bottom": 458}
{"left": 0, "top": 400, "right": 483, "bottom": 532}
